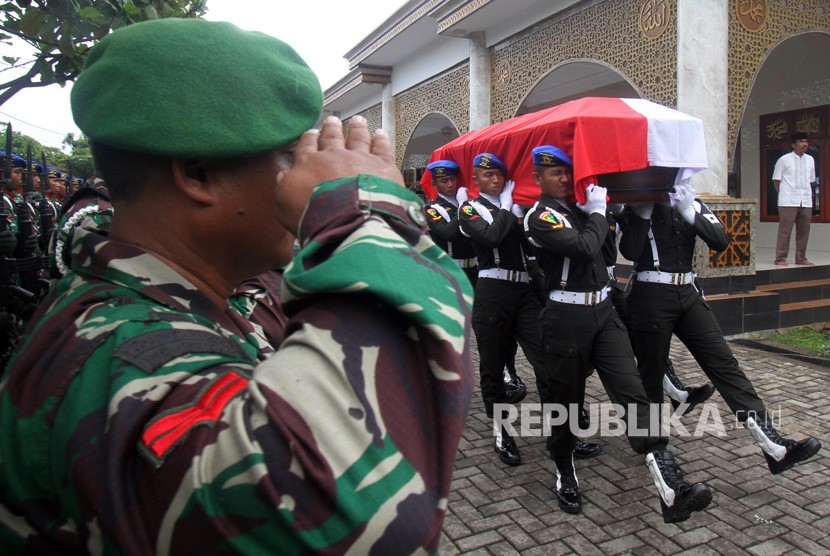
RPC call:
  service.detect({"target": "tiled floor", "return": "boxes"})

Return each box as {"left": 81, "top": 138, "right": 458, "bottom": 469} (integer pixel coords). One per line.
{"left": 441, "top": 337, "right": 830, "bottom": 555}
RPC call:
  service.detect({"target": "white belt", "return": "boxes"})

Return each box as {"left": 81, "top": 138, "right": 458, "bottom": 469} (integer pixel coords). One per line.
{"left": 478, "top": 268, "right": 530, "bottom": 283}
{"left": 453, "top": 257, "right": 477, "bottom": 269}
{"left": 549, "top": 287, "right": 610, "bottom": 306}
{"left": 636, "top": 270, "right": 696, "bottom": 285}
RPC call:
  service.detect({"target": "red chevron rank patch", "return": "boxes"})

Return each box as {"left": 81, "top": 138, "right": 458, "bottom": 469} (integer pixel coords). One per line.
{"left": 141, "top": 372, "right": 249, "bottom": 463}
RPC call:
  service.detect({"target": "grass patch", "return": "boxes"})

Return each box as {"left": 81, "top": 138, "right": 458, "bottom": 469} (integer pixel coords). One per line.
{"left": 772, "top": 327, "right": 830, "bottom": 357}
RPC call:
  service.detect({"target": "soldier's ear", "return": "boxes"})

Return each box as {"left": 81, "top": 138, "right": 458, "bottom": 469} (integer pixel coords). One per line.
{"left": 170, "top": 158, "right": 214, "bottom": 205}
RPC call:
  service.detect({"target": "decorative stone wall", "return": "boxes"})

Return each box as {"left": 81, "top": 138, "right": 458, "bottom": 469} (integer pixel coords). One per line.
{"left": 728, "top": 0, "right": 830, "bottom": 168}
{"left": 490, "top": 0, "right": 679, "bottom": 122}
{"left": 356, "top": 104, "right": 383, "bottom": 135}
{"left": 394, "top": 65, "right": 470, "bottom": 168}
{"left": 694, "top": 196, "right": 757, "bottom": 276}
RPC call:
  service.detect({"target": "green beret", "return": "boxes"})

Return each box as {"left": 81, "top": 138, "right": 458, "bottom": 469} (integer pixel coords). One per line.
{"left": 71, "top": 18, "right": 322, "bottom": 158}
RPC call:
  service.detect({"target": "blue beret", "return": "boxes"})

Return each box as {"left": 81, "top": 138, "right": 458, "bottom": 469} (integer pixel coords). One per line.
{"left": 10, "top": 153, "right": 26, "bottom": 168}
{"left": 532, "top": 145, "right": 572, "bottom": 167}
{"left": 427, "top": 160, "right": 460, "bottom": 178}
{"left": 48, "top": 168, "right": 63, "bottom": 179}
{"left": 473, "top": 152, "right": 506, "bottom": 173}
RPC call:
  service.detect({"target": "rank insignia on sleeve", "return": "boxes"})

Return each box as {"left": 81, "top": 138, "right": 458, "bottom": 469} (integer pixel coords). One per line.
{"left": 539, "top": 210, "right": 564, "bottom": 229}
{"left": 427, "top": 208, "right": 442, "bottom": 221}
{"left": 462, "top": 205, "right": 476, "bottom": 217}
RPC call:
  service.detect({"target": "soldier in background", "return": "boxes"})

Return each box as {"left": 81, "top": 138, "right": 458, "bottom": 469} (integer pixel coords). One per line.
{"left": 620, "top": 183, "right": 821, "bottom": 476}
{"left": 424, "top": 159, "right": 526, "bottom": 403}
{"left": 0, "top": 19, "right": 473, "bottom": 554}
{"left": 524, "top": 144, "right": 711, "bottom": 522}
{"left": 460, "top": 152, "right": 601, "bottom": 468}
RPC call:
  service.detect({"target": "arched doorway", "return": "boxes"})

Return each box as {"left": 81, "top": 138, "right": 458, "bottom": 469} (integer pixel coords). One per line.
{"left": 400, "top": 113, "right": 460, "bottom": 196}
{"left": 738, "top": 32, "right": 830, "bottom": 251}
{"left": 516, "top": 61, "right": 640, "bottom": 116}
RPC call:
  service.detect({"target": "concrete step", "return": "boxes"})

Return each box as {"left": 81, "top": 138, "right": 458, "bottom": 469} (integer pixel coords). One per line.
{"left": 779, "top": 298, "right": 830, "bottom": 329}
{"left": 706, "top": 290, "right": 780, "bottom": 336}
{"left": 756, "top": 278, "right": 830, "bottom": 304}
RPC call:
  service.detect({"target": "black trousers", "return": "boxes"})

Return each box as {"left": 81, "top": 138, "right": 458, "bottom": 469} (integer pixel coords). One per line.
{"left": 627, "top": 281, "right": 766, "bottom": 420}
{"left": 472, "top": 278, "right": 544, "bottom": 417}
{"left": 540, "top": 297, "right": 668, "bottom": 457}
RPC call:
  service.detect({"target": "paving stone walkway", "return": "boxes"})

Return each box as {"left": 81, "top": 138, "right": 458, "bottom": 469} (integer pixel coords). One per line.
{"left": 440, "top": 338, "right": 830, "bottom": 555}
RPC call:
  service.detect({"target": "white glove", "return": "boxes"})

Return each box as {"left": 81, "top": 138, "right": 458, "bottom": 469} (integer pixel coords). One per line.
{"left": 668, "top": 183, "right": 696, "bottom": 224}
{"left": 576, "top": 183, "right": 607, "bottom": 216}
{"left": 499, "top": 179, "right": 515, "bottom": 212}
{"left": 455, "top": 187, "right": 469, "bottom": 205}
{"left": 511, "top": 204, "right": 526, "bottom": 218}
{"left": 630, "top": 202, "right": 654, "bottom": 220}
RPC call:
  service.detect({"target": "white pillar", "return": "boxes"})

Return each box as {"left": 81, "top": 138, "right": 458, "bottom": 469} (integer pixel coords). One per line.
{"left": 677, "top": 0, "right": 729, "bottom": 195}
{"left": 382, "top": 82, "right": 396, "bottom": 159}
{"left": 469, "top": 32, "right": 491, "bottom": 130}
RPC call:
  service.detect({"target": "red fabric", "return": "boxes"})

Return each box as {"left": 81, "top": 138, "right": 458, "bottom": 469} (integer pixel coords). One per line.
{"left": 420, "top": 97, "right": 649, "bottom": 204}
{"left": 141, "top": 372, "right": 249, "bottom": 459}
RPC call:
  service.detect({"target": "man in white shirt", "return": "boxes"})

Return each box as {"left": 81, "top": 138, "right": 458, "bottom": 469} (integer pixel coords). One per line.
{"left": 772, "top": 132, "right": 817, "bottom": 266}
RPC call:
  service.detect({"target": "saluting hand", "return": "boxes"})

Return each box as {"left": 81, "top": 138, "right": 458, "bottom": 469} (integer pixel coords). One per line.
{"left": 275, "top": 115, "right": 403, "bottom": 234}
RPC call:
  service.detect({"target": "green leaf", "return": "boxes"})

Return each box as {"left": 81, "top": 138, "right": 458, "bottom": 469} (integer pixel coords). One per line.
{"left": 58, "top": 32, "right": 74, "bottom": 57}
{"left": 2, "top": 56, "right": 18, "bottom": 64}
{"left": 123, "top": 1, "right": 141, "bottom": 17}
{"left": 18, "top": 6, "right": 44, "bottom": 37}
{"left": 78, "top": 6, "right": 103, "bottom": 19}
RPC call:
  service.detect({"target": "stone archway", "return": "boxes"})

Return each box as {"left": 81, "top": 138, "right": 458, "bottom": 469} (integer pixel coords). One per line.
{"left": 400, "top": 112, "right": 460, "bottom": 193}
{"left": 515, "top": 61, "right": 641, "bottom": 117}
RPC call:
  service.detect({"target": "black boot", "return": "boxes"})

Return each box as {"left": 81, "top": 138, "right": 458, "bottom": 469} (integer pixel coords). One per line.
{"left": 574, "top": 439, "right": 602, "bottom": 460}
{"left": 494, "top": 425, "right": 521, "bottom": 466}
{"left": 553, "top": 455, "right": 581, "bottom": 514}
{"left": 745, "top": 412, "right": 822, "bottom": 475}
{"left": 504, "top": 367, "right": 527, "bottom": 404}
{"left": 646, "top": 449, "right": 712, "bottom": 523}
{"left": 578, "top": 405, "right": 590, "bottom": 430}
{"left": 663, "top": 361, "right": 715, "bottom": 417}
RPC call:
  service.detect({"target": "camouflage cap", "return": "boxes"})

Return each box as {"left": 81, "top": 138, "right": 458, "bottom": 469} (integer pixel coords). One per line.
{"left": 71, "top": 18, "right": 323, "bottom": 158}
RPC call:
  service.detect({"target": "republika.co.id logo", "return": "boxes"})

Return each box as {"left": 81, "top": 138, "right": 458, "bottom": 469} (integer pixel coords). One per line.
{"left": 493, "top": 402, "right": 782, "bottom": 438}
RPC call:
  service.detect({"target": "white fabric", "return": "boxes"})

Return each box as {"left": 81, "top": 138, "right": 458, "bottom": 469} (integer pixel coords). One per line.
{"left": 772, "top": 151, "right": 815, "bottom": 207}
{"left": 663, "top": 374, "right": 688, "bottom": 403}
{"left": 746, "top": 416, "right": 787, "bottom": 462}
{"left": 438, "top": 193, "right": 458, "bottom": 207}
{"left": 646, "top": 453, "right": 676, "bottom": 507}
{"left": 621, "top": 98, "right": 708, "bottom": 185}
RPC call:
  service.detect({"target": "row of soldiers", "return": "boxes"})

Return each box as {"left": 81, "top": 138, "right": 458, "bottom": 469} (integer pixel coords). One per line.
{"left": 0, "top": 147, "right": 103, "bottom": 367}
{"left": 422, "top": 146, "right": 821, "bottom": 524}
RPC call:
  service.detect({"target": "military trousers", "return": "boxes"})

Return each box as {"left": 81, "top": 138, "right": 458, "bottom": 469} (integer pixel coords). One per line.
{"left": 627, "top": 281, "right": 766, "bottom": 420}
{"left": 472, "top": 277, "right": 544, "bottom": 418}
{"left": 540, "top": 296, "right": 668, "bottom": 457}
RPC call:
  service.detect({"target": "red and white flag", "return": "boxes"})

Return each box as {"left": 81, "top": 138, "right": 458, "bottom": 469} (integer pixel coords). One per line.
{"left": 420, "top": 97, "right": 708, "bottom": 204}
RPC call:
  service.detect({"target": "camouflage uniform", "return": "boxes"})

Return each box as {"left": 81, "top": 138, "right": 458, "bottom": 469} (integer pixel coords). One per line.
{"left": 48, "top": 182, "right": 113, "bottom": 279}
{"left": 0, "top": 175, "right": 474, "bottom": 553}
{"left": 0, "top": 191, "right": 17, "bottom": 235}
{"left": 229, "top": 269, "right": 289, "bottom": 348}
